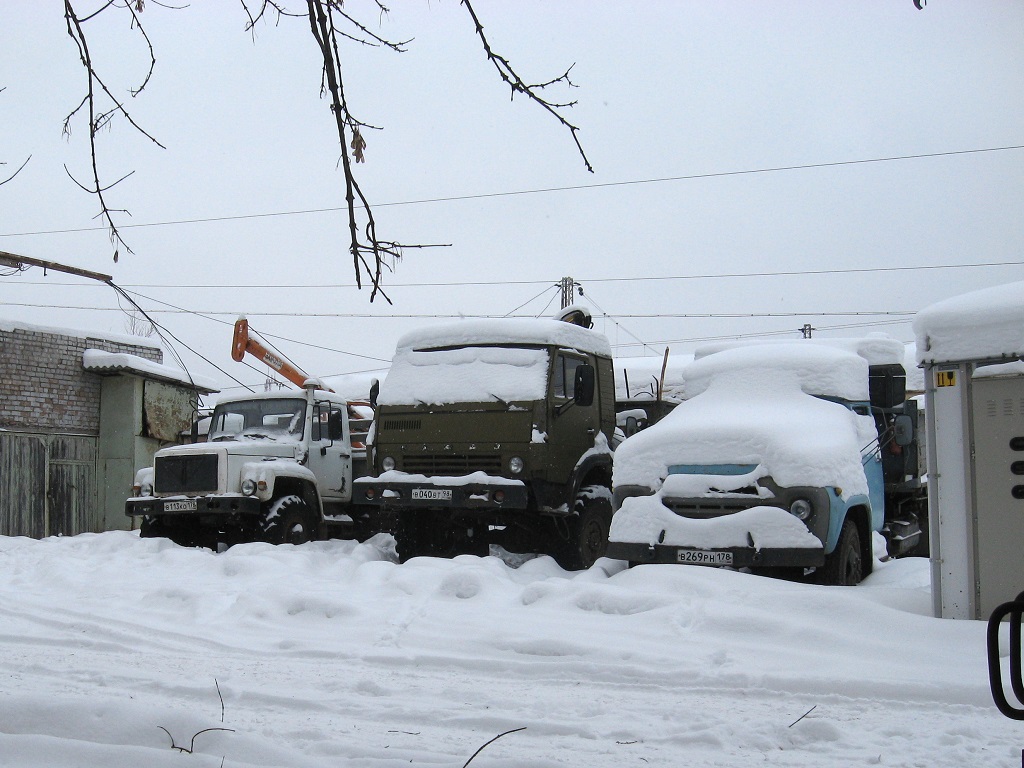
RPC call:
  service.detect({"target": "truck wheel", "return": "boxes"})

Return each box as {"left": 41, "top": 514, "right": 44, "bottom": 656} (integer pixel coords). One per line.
{"left": 394, "top": 510, "right": 427, "bottom": 563}
{"left": 139, "top": 515, "right": 165, "bottom": 539}
{"left": 140, "top": 516, "right": 199, "bottom": 547}
{"left": 821, "top": 517, "right": 863, "bottom": 586}
{"left": 262, "top": 495, "right": 315, "bottom": 545}
{"left": 556, "top": 485, "right": 612, "bottom": 571}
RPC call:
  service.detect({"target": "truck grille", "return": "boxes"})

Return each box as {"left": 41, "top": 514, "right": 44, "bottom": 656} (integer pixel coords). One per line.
{"left": 382, "top": 417, "right": 422, "bottom": 431}
{"left": 664, "top": 499, "right": 754, "bottom": 519}
{"left": 402, "top": 454, "right": 503, "bottom": 476}
{"left": 155, "top": 454, "right": 219, "bottom": 494}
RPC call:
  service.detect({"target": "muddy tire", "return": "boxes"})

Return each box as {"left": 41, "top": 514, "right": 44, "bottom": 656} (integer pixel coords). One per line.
{"left": 821, "top": 517, "right": 863, "bottom": 586}
{"left": 262, "top": 495, "right": 315, "bottom": 545}
{"left": 140, "top": 516, "right": 199, "bottom": 547}
{"left": 394, "top": 510, "right": 428, "bottom": 563}
{"left": 556, "top": 485, "right": 612, "bottom": 571}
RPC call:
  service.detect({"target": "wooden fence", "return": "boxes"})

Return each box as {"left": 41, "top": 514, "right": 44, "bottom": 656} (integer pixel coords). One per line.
{"left": 0, "top": 431, "right": 98, "bottom": 538}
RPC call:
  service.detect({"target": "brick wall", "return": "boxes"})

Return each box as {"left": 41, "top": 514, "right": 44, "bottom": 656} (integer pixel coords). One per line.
{"left": 0, "top": 325, "right": 161, "bottom": 435}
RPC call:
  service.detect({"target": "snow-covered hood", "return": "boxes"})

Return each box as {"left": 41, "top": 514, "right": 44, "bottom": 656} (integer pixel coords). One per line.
{"left": 612, "top": 369, "right": 873, "bottom": 497}
{"left": 156, "top": 439, "right": 303, "bottom": 462}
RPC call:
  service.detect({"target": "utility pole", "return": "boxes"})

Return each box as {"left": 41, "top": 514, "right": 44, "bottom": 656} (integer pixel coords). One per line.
{"left": 0, "top": 250, "right": 112, "bottom": 283}
{"left": 559, "top": 276, "right": 581, "bottom": 309}
{"left": 799, "top": 323, "right": 815, "bottom": 339}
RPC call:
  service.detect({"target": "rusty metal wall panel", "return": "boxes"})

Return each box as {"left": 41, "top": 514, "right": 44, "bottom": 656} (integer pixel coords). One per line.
{"left": 143, "top": 381, "right": 195, "bottom": 444}
{"left": 0, "top": 433, "right": 46, "bottom": 537}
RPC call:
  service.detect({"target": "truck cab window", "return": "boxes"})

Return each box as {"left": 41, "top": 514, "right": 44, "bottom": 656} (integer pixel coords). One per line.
{"left": 553, "top": 354, "right": 584, "bottom": 400}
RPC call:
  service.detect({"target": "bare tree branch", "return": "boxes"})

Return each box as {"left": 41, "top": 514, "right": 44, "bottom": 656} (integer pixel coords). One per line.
{"left": 0, "top": 155, "right": 31, "bottom": 187}
{"left": 58, "top": 1, "right": 589, "bottom": 297}
{"left": 63, "top": 0, "right": 166, "bottom": 262}
{"left": 460, "top": 0, "right": 592, "bottom": 173}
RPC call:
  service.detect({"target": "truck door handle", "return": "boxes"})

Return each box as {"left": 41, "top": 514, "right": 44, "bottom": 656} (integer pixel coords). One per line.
{"left": 587, "top": 428, "right": 596, "bottom": 436}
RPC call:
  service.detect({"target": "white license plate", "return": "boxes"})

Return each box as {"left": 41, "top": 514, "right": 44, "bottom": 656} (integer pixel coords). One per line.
{"left": 677, "top": 549, "right": 733, "bottom": 565}
{"left": 412, "top": 488, "right": 452, "bottom": 501}
{"left": 164, "top": 499, "right": 198, "bottom": 512}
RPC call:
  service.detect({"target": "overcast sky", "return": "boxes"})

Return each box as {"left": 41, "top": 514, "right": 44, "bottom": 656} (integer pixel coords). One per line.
{"left": 2, "top": 1, "right": 1022, "bottom": 398}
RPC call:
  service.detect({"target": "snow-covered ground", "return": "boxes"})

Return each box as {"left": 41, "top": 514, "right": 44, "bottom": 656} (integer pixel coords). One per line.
{"left": 1, "top": 532, "right": 1021, "bottom": 767}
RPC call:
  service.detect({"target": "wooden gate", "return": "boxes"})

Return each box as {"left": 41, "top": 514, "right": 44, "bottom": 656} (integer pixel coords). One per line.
{"left": 0, "top": 432, "right": 98, "bottom": 538}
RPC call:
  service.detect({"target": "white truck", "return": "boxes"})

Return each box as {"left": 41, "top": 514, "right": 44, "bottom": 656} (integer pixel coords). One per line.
{"left": 606, "top": 338, "right": 926, "bottom": 585}
{"left": 125, "top": 319, "right": 376, "bottom": 547}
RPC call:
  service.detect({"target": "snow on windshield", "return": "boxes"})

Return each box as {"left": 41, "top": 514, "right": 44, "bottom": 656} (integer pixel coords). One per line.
{"left": 613, "top": 363, "right": 875, "bottom": 497}
{"left": 208, "top": 398, "right": 306, "bottom": 442}
{"left": 378, "top": 318, "right": 612, "bottom": 407}
{"left": 379, "top": 345, "right": 550, "bottom": 406}
{"left": 914, "top": 280, "right": 1024, "bottom": 364}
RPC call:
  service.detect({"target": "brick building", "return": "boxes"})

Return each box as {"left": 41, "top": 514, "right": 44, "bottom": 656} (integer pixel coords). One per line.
{"left": 0, "top": 319, "right": 215, "bottom": 538}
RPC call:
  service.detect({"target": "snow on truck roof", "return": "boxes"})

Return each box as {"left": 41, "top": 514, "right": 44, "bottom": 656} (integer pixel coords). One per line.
{"left": 684, "top": 342, "right": 871, "bottom": 402}
{"left": 914, "top": 280, "right": 1024, "bottom": 365}
{"left": 395, "top": 318, "right": 612, "bottom": 358}
{"left": 379, "top": 318, "right": 611, "bottom": 407}
{"left": 695, "top": 334, "right": 906, "bottom": 366}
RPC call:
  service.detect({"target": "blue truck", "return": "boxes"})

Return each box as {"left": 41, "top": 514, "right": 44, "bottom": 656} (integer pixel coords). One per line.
{"left": 606, "top": 338, "right": 926, "bottom": 585}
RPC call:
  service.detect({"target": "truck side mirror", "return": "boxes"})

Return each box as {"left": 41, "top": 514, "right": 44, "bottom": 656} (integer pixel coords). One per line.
{"left": 893, "top": 414, "right": 914, "bottom": 447}
{"left": 869, "top": 364, "right": 906, "bottom": 410}
{"left": 328, "top": 409, "right": 345, "bottom": 441}
{"left": 574, "top": 364, "right": 595, "bottom": 407}
{"left": 369, "top": 379, "right": 379, "bottom": 409}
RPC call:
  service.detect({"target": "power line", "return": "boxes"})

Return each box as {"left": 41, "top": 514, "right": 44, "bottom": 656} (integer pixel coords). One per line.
{"left": 0, "top": 301, "right": 921, "bottom": 319}
{"left": 611, "top": 317, "right": 916, "bottom": 350}
{"left": 2, "top": 144, "right": 1022, "bottom": 238}
{"left": 6, "top": 259, "right": 1022, "bottom": 290}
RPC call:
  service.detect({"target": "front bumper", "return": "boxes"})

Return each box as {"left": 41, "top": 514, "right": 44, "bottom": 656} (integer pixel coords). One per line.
{"left": 605, "top": 540, "right": 825, "bottom": 568}
{"left": 125, "top": 495, "right": 262, "bottom": 518}
{"left": 353, "top": 475, "right": 529, "bottom": 511}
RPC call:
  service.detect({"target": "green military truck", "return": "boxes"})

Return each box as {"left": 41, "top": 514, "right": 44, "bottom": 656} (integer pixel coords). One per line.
{"left": 353, "top": 309, "right": 617, "bottom": 569}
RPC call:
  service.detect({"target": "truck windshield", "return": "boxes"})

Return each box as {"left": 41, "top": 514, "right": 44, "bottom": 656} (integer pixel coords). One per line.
{"left": 208, "top": 398, "right": 307, "bottom": 442}
{"left": 380, "top": 345, "right": 551, "bottom": 406}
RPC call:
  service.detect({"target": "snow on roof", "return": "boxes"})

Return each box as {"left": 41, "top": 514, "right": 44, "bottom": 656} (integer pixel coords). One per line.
{"left": 914, "top": 281, "right": 1024, "bottom": 365}
{"left": 696, "top": 334, "right": 906, "bottom": 366}
{"left": 613, "top": 365, "right": 875, "bottom": 496}
{"left": 395, "top": 318, "right": 612, "bottom": 358}
{"left": 685, "top": 343, "right": 870, "bottom": 402}
{"left": 83, "top": 350, "right": 219, "bottom": 393}
{"left": 1, "top": 317, "right": 161, "bottom": 350}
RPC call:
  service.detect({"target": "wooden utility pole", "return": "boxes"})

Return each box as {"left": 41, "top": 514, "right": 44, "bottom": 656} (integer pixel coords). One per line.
{"left": 0, "top": 251, "right": 113, "bottom": 284}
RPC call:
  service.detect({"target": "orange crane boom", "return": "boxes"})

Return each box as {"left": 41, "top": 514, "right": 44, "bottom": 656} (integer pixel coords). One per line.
{"left": 231, "top": 317, "right": 332, "bottom": 392}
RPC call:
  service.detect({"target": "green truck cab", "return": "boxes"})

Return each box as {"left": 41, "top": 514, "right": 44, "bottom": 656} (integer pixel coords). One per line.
{"left": 353, "top": 311, "right": 616, "bottom": 569}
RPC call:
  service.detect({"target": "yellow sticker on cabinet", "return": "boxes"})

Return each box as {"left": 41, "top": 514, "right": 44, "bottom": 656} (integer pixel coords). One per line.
{"left": 936, "top": 370, "right": 957, "bottom": 388}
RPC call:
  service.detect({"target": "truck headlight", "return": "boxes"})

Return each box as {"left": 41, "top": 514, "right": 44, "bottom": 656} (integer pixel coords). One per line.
{"left": 138, "top": 482, "right": 154, "bottom": 497}
{"left": 790, "top": 498, "right": 813, "bottom": 520}
{"left": 381, "top": 456, "right": 396, "bottom": 472}
{"left": 508, "top": 456, "right": 524, "bottom": 474}
{"left": 241, "top": 478, "right": 257, "bottom": 496}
